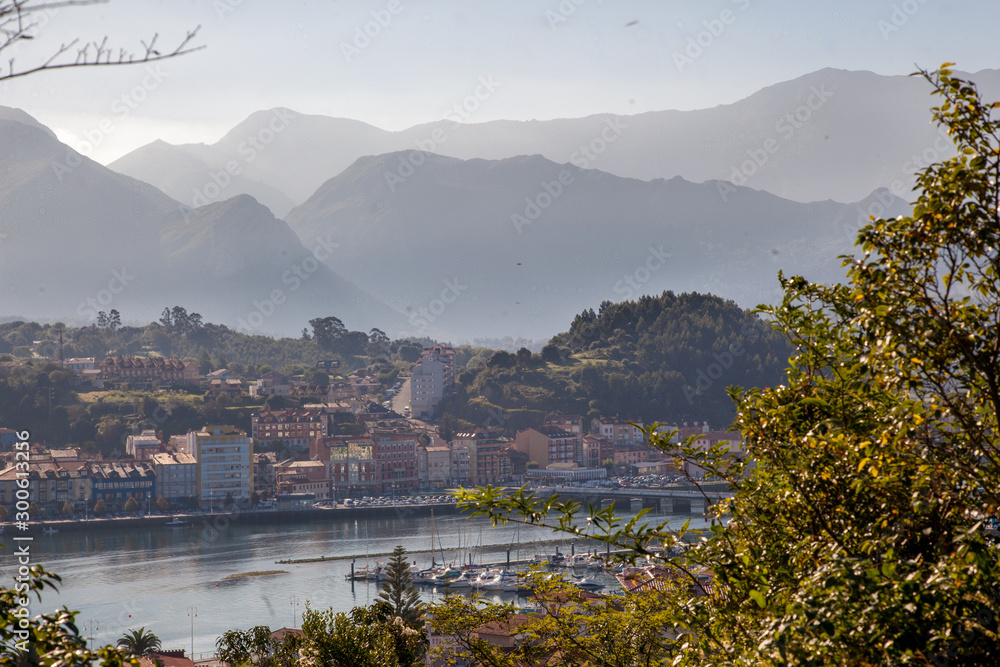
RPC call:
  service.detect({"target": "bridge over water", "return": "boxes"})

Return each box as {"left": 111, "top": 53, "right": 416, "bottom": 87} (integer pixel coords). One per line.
{"left": 529, "top": 485, "right": 735, "bottom": 515}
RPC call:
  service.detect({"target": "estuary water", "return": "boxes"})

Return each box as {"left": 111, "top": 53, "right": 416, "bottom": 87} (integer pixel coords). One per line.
{"left": 6, "top": 508, "right": 708, "bottom": 656}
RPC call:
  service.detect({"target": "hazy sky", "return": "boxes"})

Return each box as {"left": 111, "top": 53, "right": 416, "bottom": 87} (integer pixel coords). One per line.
{"left": 1, "top": 0, "right": 994, "bottom": 164}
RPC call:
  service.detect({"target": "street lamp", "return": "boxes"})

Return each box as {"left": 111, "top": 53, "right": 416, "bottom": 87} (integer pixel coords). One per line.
{"left": 187, "top": 606, "right": 197, "bottom": 659}
{"left": 83, "top": 619, "right": 98, "bottom": 649}
{"left": 289, "top": 595, "right": 300, "bottom": 627}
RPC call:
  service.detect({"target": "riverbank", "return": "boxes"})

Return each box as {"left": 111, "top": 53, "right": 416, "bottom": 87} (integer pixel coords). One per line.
{"left": 8, "top": 502, "right": 464, "bottom": 534}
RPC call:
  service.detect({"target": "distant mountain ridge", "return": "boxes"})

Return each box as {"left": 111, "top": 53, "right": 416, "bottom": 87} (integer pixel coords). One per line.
{"left": 284, "top": 151, "right": 910, "bottom": 340}
{"left": 0, "top": 111, "right": 403, "bottom": 336}
{"left": 109, "top": 67, "right": 1000, "bottom": 211}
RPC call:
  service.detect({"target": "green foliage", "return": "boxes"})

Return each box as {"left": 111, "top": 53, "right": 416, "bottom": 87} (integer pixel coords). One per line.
{"left": 376, "top": 546, "right": 423, "bottom": 626}
{"left": 453, "top": 67, "right": 1000, "bottom": 666}
{"left": 60, "top": 501, "right": 74, "bottom": 517}
{"left": 93, "top": 499, "right": 106, "bottom": 516}
{"left": 445, "top": 291, "right": 791, "bottom": 430}
{"left": 116, "top": 627, "right": 161, "bottom": 656}
{"left": 123, "top": 497, "right": 139, "bottom": 513}
{"left": 428, "top": 574, "right": 683, "bottom": 666}
{"left": 1, "top": 565, "right": 134, "bottom": 667}
{"left": 156, "top": 496, "right": 169, "bottom": 513}
{"left": 216, "top": 625, "right": 301, "bottom": 667}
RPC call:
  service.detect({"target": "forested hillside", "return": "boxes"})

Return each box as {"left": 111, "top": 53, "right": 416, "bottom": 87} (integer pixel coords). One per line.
{"left": 440, "top": 292, "right": 793, "bottom": 432}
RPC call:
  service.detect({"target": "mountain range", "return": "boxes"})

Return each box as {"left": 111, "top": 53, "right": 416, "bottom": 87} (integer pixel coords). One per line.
{"left": 110, "top": 67, "right": 1000, "bottom": 214}
{"left": 3, "top": 65, "right": 963, "bottom": 340}
{"left": 0, "top": 113, "right": 401, "bottom": 336}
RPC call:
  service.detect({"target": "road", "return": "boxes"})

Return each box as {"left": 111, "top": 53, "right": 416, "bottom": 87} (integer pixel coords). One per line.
{"left": 391, "top": 376, "right": 410, "bottom": 415}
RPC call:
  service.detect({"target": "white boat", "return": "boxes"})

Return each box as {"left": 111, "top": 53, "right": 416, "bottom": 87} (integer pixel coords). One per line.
{"left": 483, "top": 570, "right": 519, "bottom": 592}
{"left": 42, "top": 527, "right": 58, "bottom": 534}
{"left": 164, "top": 517, "right": 187, "bottom": 527}
{"left": 574, "top": 577, "right": 604, "bottom": 590}
{"left": 445, "top": 571, "right": 476, "bottom": 589}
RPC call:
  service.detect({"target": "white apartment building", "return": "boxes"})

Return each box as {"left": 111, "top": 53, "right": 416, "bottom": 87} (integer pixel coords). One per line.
{"left": 409, "top": 344, "right": 455, "bottom": 418}
{"left": 187, "top": 425, "right": 253, "bottom": 509}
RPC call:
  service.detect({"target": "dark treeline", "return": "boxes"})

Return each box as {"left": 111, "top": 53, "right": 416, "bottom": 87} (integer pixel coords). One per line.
{"left": 439, "top": 292, "right": 793, "bottom": 433}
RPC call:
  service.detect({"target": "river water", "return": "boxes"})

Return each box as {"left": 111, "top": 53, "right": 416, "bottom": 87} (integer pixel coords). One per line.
{"left": 6, "top": 508, "right": 708, "bottom": 657}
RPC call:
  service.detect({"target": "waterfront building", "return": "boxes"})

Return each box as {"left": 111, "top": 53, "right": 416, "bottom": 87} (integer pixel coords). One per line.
{"left": 417, "top": 445, "right": 452, "bottom": 489}
{"left": 0, "top": 462, "right": 91, "bottom": 513}
{"left": 450, "top": 444, "right": 471, "bottom": 487}
{"left": 514, "top": 426, "right": 579, "bottom": 468}
{"left": 582, "top": 434, "right": 614, "bottom": 468}
{"left": 326, "top": 438, "right": 377, "bottom": 497}
{"left": 524, "top": 462, "right": 608, "bottom": 483}
{"left": 452, "top": 430, "right": 509, "bottom": 485}
{"left": 187, "top": 425, "right": 253, "bottom": 509}
{"left": 371, "top": 430, "right": 419, "bottom": 494}
{"left": 151, "top": 452, "right": 198, "bottom": 505}
{"left": 90, "top": 461, "right": 156, "bottom": 508}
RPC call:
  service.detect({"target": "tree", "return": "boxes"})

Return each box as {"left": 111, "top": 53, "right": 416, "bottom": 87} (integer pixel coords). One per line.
{"left": 117, "top": 627, "right": 161, "bottom": 656}
{"left": 156, "top": 496, "right": 169, "bottom": 513}
{"left": 93, "top": 498, "right": 106, "bottom": 515}
{"left": 429, "top": 574, "right": 681, "bottom": 666}
{"left": 0, "top": 1, "right": 201, "bottom": 82}
{"left": 123, "top": 497, "right": 139, "bottom": 513}
{"left": 61, "top": 500, "right": 74, "bottom": 516}
{"left": 301, "top": 603, "right": 425, "bottom": 667}
{"left": 453, "top": 66, "right": 1000, "bottom": 666}
{"left": 376, "top": 546, "right": 423, "bottom": 626}
{"left": 2, "top": 565, "right": 131, "bottom": 665}
{"left": 107, "top": 309, "right": 121, "bottom": 332}
{"left": 27, "top": 501, "right": 40, "bottom": 517}
{"left": 216, "top": 625, "right": 301, "bottom": 667}
{"left": 310, "top": 316, "right": 346, "bottom": 352}
{"left": 0, "top": 505, "right": 7, "bottom": 521}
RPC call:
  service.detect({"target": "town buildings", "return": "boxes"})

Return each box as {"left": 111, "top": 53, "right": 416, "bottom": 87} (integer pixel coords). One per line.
{"left": 126, "top": 430, "right": 162, "bottom": 460}
{"left": 98, "top": 355, "right": 199, "bottom": 386}
{"left": 187, "top": 425, "right": 253, "bottom": 509}
{"left": 151, "top": 452, "right": 198, "bottom": 505}
{"left": 252, "top": 408, "right": 331, "bottom": 448}
{"left": 409, "top": 344, "right": 455, "bottom": 418}
{"left": 514, "top": 426, "right": 579, "bottom": 468}
{"left": 452, "top": 430, "right": 509, "bottom": 485}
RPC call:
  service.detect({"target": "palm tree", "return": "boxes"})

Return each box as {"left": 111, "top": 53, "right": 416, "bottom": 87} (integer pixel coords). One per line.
{"left": 118, "top": 627, "right": 162, "bottom": 656}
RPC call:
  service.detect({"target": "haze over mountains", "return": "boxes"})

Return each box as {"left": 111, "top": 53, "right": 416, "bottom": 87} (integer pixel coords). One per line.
{"left": 0, "top": 113, "right": 401, "bottom": 336}
{"left": 4, "top": 66, "right": 972, "bottom": 340}
{"left": 284, "top": 151, "right": 907, "bottom": 339}
{"left": 111, "top": 68, "right": 1000, "bottom": 213}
